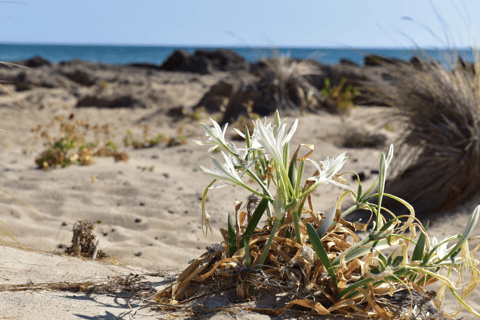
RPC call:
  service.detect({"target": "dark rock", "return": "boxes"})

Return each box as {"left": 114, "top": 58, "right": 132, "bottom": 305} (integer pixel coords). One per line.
{"left": 166, "top": 106, "right": 187, "bottom": 117}
{"left": 160, "top": 49, "right": 191, "bottom": 71}
{"left": 134, "top": 252, "right": 142, "bottom": 257}
{"left": 23, "top": 56, "right": 51, "bottom": 68}
{"left": 76, "top": 94, "right": 138, "bottom": 108}
{"left": 128, "top": 62, "right": 163, "bottom": 71}
{"left": 134, "top": 218, "right": 142, "bottom": 223}
{"left": 62, "top": 69, "right": 96, "bottom": 86}
{"left": 194, "top": 80, "right": 235, "bottom": 112}
{"left": 351, "top": 171, "right": 366, "bottom": 181}
{"left": 339, "top": 58, "right": 359, "bottom": 66}
{"left": 364, "top": 54, "right": 406, "bottom": 66}
{"left": 160, "top": 49, "right": 248, "bottom": 74}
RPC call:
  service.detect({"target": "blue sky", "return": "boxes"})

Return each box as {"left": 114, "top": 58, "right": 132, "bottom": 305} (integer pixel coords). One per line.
{"left": 0, "top": 0, "right": 479, "bottom": 48}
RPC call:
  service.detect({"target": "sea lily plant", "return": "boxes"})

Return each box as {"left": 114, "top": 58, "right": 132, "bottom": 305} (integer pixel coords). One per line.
{"left": 187, "top": 110, "right": 480, "bottom": 318}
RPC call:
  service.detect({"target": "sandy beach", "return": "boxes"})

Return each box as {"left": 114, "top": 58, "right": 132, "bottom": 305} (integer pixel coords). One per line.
{"left": 1, "top": 54, "right": 479, "bottom": 319}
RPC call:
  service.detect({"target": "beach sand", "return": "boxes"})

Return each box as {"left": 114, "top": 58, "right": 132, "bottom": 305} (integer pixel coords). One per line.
{"left": 1, "top": 69, "right": 479, "bottom": 319}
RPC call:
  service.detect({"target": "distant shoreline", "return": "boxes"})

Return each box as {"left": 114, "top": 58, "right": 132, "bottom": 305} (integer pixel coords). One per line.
{"left": 0, "top": 43, "right": 475, "bottom": 66}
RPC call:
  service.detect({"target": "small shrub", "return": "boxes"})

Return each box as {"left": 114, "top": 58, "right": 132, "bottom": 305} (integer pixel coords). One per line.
{"left": 34, "top": 114, "right": 128, "bottom": 169}
{"left": 123, "top": 124, "right": 187, "bottom": 148}
{"left": 321, "top": 78, "right": 361, "bottom": 114}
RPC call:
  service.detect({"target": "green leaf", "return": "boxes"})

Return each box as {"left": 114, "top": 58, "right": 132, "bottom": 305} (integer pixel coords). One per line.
{"left": 317, "top": 198, "right": 338, "bottom": 239}
{"left": 244, "top": 237, "right": 251, "bottom": 268}
{"left": 307, "top": 223, "right": 338, "bottom": 287}
{"left": 256, "top": 218, "right": 281, "bottom": 269}
{"left": 295, "top": 159, "right": 305, "bottom": 195}
{"left": 227, "top": 213, "right": 238, "bottom": 256}
{"left": 240, "top": 198, "right": 269, "bottom": 248}
{"left": 412, "top": 221, "right": 429, "bottom": 262}
{"left": 332, "top": 236, "right": 391, "bottom": 266}
{"left": 288, "top": 151, "right": 298, "bottom": 193}
{"left": 392, "top": 256, "right": 403, "bottom": 267}
{"left": 337, "top": 278, "right": 374, "bottom": 299}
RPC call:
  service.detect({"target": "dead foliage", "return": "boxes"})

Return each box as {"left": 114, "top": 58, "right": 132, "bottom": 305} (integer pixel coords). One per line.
{"left": 152, "top": 201, "right": 450, "bottom": 319}
{"left": 65, "top": 220, "right": 108, "bottom": 260}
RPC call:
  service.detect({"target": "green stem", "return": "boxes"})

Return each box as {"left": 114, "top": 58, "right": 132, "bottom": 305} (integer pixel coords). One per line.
{"left": 255, "top": 218, "right": 281, "bottom": 269}
{"left": 292, "top": 209, "right": 302, "bottom": 245}
{"left": 244, "top": 169, "right": 274, "bottom": 200}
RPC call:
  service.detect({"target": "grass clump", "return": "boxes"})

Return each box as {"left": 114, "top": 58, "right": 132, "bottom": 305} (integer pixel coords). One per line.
{"left": 371, "top": 54, "right": 480, "bottom": 217}
{"left": 157, "top": 111, "right": 480, "bottom": 319}
{"left": 123, "top": 124, "right": 187, "bottom": 148}
{"left": 321, "top": 78, "right": 361, "bottom": 114}
{"left": 33, "top": 114, "right": 128, "bottom": 169}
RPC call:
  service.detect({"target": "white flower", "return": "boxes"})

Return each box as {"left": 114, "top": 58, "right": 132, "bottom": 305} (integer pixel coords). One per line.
{"left": 199, "top": 151, "right": 245, "bottom": 188}
{"left": 251, "top": 116, "right": 298, "bottom": 165}
{"left": 430, "top": 236, "right": 461, "bottom": 265}
{"left": 193, "top": 118, "right": 229, "bottom": 152}
{"left": 307, "top": 152, "right": 348, "bottom": 188}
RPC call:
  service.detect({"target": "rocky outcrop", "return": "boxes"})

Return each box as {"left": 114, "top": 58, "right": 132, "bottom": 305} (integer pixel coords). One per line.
{"left": 194, "top": 80, "right": 235, "bottom": 112}
{"left": 160, "top": 49, "right": 249, "bottom": 74}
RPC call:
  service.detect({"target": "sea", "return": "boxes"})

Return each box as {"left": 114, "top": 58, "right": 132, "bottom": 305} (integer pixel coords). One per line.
{"left": 0, "top": 43, "right": 476, "bottom": 67}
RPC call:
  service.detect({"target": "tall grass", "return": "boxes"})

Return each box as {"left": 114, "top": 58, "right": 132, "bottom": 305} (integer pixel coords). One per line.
{"left": 372, "top": 51, "right": 480, "bottom": 217}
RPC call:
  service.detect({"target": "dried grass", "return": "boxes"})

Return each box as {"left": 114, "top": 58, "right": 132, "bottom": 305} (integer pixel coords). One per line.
{"left": 371, "top": 54, "right": 480, "bottom": 217}
{"left": 151, "top": 200, "right": 452, "bottom": 319}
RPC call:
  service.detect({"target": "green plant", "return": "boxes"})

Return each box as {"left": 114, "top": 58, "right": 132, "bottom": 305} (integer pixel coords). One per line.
{"left": 321, "top": 78, "right": 361, "bottom": 114}
{"left": 123, "top": 124, "right": 188, "bottom": 149}
{"left": 158, "top": 110, "right": 480, "bottom": 318}
{"left": 34, "top": 115, "right": 128, "bottom": 169}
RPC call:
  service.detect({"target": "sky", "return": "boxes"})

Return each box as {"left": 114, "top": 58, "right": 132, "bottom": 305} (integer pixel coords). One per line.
{"left": 0, "top": 0, "right": 479, "bottom": 48}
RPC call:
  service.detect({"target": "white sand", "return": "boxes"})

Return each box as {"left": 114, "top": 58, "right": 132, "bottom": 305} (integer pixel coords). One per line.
{"left": 0, "top": 83, "right": 479, "bottom": 319}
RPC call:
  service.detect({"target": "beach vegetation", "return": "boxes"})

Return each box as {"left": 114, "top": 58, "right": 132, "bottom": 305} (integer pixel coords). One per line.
{"left": 371, "top": 52, "right": 480, "bottom": 217}
{"left": 33, "top": 114, "right": 129, "bottom": 169}
{"left": 122, "top": 124, "right": 187, "bottom": 149}
{"left": 320, "top": 77, "right": 361, "bottom": 114}
{"left": 156, "top": 111, "right": 480, "bottom": 319}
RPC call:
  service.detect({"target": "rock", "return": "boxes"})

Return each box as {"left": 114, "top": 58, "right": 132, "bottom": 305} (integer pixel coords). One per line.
{"left": 194, "top": 80, "right": 235, "bottom": 112}
{"left": 160, "top": 49, "right": 248, "bottom": 74}
{"left": 364, "top": 54, "right": 407, "bottom": 66}
{"left": 62, "top": 69, "right": 96, "bottom": 86}
{"left": 160, "top": 49, "right": 192, "bottom": 71}
{"left": 127, "top": 62, "right": 163, "bottom": 71}
{"left": 339, "top": 58, "right": 359, "bottom": 66}
{"left": 76, "top": 93, "right": 141, "bottom": 108}
{"left": 23, "top": 56, "right": 51, "bottom": 68}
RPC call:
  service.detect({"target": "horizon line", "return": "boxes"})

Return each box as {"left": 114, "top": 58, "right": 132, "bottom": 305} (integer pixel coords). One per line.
{"left": 0, "top": 41, "right": 475, "bottom": 50}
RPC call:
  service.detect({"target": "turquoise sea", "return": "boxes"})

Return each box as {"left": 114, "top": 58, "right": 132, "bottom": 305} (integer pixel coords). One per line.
{"left": 0, "top": 43, "right": 475, "bottom": 66}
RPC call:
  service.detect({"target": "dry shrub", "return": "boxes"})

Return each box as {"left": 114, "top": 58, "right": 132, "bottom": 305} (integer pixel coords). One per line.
{"left": 65, "top": 220, "right": 108, "bottom": 260}
{"left": 373, "top": 55, "right": 480, "bottom": 217}
{"left": 339, "top": 128, "right": 387, "bottom": 149}
{"left": 255, "top": 54, "right": 322, "bottom": 114}
{"left": 221, "top": 55, "right": 327, "bottom": 124}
